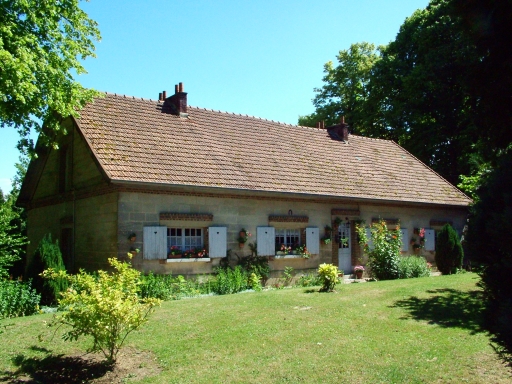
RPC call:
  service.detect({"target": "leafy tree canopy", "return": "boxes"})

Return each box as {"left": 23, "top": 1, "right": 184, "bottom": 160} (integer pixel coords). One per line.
{"left": 300, "top": 0, "right": 502, "bottom": 186}
{"left": 298, "top": 42, "right": 381, "bottom": 131}
{"left": 0, "top": 0, "right": 101, "bottom": 153}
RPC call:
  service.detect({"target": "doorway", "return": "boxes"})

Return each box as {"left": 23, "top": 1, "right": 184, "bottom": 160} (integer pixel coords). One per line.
{"left": 338, "top": 221, "right": 352, "bottom": 274}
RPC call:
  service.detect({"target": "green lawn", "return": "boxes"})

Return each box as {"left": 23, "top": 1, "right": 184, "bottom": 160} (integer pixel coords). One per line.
{"left": 1, "top": 273, "right": 510, "bottom": 383}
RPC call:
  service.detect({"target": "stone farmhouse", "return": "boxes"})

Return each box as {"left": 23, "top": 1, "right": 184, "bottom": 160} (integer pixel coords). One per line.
{"left": 18, "top": 83, "right": 471, "bottom": 277}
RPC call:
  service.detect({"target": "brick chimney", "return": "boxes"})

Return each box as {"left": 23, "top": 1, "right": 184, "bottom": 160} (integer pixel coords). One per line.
{"left": 162, "top": 82, "right": 188, "bottom": 117}
{"left": 327, "top": 116, "right": 349, "bottom": 142}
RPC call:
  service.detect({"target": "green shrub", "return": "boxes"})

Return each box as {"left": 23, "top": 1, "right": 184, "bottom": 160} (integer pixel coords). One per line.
{"left": 0, "top": 279, "right": 40, "bottom": 319}
{"left": 27, "top": 234, "right": 68, "bottom": 305}
{"left": 356, "top": 220, "right": 401, "bottom": 280}
{"left": 435, "top": 224, "right": 463, "bottom": 275}
{"left": 237, "top": 254, "right": 270, "bottom": 282}
{"left": 295, "top": 273, "right": 322, "bottom": 287}
{"left": 138, "top": 272, "right": 214, "bottom": 300}
{"left": 317, "top": 263, "right": 339, "bottom": 292}
{"left": 42, "top": 257, "right": 161, "bottom": 365}
{"left": 398, "top": 256, "right": 431, "bottom": 279}
{"left": 248, "top": 272, "right": 262, "bottom": 291}
{"left": 138, "top": 272, "right": 175, "bottom": 300}
{"left": 213, "top": 266, "right": 249, "bottom": 295}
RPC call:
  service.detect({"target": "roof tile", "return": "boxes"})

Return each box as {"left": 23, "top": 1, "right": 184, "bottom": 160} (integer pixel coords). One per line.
{"left": 74, "top": 94, "right": 471, "bottom": 206}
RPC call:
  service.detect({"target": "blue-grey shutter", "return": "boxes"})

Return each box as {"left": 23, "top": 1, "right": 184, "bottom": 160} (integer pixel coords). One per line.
{"left": 257, "top": 227, "right": 275, "bottom": 256}
{"left": 143, "top": 226, "right": 167, "bottom": 260}
{"left": 208, "top": 227, "right": 227, "bottom": 258}
{"left": 306, "top": 227, "right": 320, "bottom": 255}
{"left": 400, "top": 228, "right": 409, "bottom": 252}
{"left": 424, "top": 229, "right": 435, "bottom": 251}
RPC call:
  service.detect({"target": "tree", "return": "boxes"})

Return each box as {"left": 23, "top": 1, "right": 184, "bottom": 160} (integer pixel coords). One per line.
{"left": 435, "top": 224, "right": 463, "bottom": 274}
{"left": 0, "top": 0, "right": 101, "bottom": 153}
{"left": 0, "top": 185, "right": 27, "bottom": 278}
{"left": 467, "top": 152, "right": 512, "bottom": 355}
{"left": 365, "top": 0, "right": 480, "bottom": 185}
{"left": 27, "top": 234, "right": 68, "bottom": 305}
{"left": 298, "top": 42, "right": 381, "bottom": 132}
{"left": 1, "top": 156, "right": 29, "bottom": 278}
{"left": 300, "top": 1, "right": 484, "bottom": 186}
{"left": 453, "top": 0, "right": 512, "bottom": 160}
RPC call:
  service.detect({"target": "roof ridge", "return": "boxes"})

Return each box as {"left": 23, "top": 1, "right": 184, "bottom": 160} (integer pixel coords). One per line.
{"left": 103, "top": 91, "right": 155, "bottom": 103}
{"left": 188, "top": 105, "right": 324, "bottom": 129}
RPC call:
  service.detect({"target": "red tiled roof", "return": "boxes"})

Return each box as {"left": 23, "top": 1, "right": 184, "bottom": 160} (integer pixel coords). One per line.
{"left": 74, "top": 93, "right": 471, "bottom": 206}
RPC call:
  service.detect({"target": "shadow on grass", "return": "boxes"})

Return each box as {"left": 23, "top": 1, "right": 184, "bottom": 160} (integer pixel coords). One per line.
{"left": 391, "top": 288, "right": 485, "bottom": 333}
{"left": 0, "top": 348, "right": 112, "bottom": 383}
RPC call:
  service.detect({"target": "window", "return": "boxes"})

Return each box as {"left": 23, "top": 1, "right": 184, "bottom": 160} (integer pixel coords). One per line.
{"left": 167, "top": 228, "right": 203, "bottom": 251}
{"left": 275, "top": 228, "right": 300, "bottom": 250}
{"left": 257, "top": 226, "right": 319, "bottom": 256}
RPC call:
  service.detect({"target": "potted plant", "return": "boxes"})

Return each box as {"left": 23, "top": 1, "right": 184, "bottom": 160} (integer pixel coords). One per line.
{"left": 278, "top": 244, "right": 291, "bottom": 255}
{"left": 168, "top": 245, "right": 182, "bottom": 259}
{"left": 321, "top": 225, "right": 332, "bottom": 245}
{"left": 354, "top": 265, "right": 365, "bottom": 279}
{"left": 237, "top": 228, "right": 251, "bottom": 248}
{"left": 294, "top": 244, "right": 311, "bottom": 259}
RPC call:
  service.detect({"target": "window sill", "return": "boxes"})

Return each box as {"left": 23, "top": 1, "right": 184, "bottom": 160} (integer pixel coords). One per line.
{"left": 273, "top": 255, "right": 304, "bottom": 260}
{"left": 166, "top": 258, "right": 211, "bottom": 263}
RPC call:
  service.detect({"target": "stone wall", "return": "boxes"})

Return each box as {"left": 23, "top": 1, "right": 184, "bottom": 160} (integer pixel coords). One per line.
{"left": 116, "top": 191, "right": 334, "bottom": 277}
{"left": 74, "top": 192, "right": 118, "bottom": 271}
{"left": 116, "top": 189, "right": 467, "bottom": 277}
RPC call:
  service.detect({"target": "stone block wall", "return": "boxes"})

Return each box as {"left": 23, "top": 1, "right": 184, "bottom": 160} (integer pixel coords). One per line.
{"left": 116, "top": 190, "right": 335, "bottom": 277}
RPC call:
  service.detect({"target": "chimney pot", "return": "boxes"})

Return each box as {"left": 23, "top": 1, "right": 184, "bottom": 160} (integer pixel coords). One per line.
{"left": 162, "top": 91, "right": 167, "bottom": 99}
{"left": 316, "top": 122, "right": 320, "bottom": 128}
{"left": 158, "top": 92, "right": 162, "bottom": 101}
{"left": 168, "top": 82, "right": 187, "bottom": 116}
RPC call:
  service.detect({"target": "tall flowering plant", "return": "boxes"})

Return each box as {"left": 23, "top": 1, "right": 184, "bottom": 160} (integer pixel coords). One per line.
{"left": 355, "top": 220, "right": 402, "bottom": 280}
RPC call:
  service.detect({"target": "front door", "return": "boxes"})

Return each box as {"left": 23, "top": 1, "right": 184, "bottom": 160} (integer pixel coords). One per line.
{"left": 338, "top": 221, "right": 351, "bottom": 274}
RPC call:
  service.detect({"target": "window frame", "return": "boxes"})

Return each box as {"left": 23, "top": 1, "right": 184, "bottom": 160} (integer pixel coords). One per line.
{"left": 167, "top": 227, "right": 204, "bottom": 252}
{"left": 275, "top": 228, "right": 301, "bottom": 250}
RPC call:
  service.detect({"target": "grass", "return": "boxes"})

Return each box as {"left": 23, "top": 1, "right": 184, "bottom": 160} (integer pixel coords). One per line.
{"left": 1, "top": 273, "right": 511, "bottom": 383}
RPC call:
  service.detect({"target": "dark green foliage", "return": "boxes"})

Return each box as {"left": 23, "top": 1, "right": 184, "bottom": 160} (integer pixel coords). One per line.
{"left": 27, "top": 234, "right": 68, "bottom": 305}
{"left": 138, "top": 272, "right": 214, "bottom": 300}
{"left": 295, "top": 273, "right": 322, "bottom": 287}
{"left": 212, "top": 266, "right": 249, "bottom": 295}
{"left": 468, "top": 152, "right": 512, "bottom": 355}
{"left": 237, "top": 254, "right": 270, "bottom": 282}
{"left": 398, "top": 256, "right": 431, "bottom": 279}
{"left": 0, "top": 279, "right": 40, "bottom": 319}
{"left": 0, "top": 189, "right": 27, "bottom": 279}
{"left": 356, "top": 221, "right": 401, "bottom": 280}
{"left": 435, "top": 224, "right": 463, "bottom": 275}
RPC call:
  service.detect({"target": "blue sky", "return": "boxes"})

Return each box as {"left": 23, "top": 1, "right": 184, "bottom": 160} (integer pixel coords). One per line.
{"left": 0, "top": 0, "right": 429, "bottom": 195}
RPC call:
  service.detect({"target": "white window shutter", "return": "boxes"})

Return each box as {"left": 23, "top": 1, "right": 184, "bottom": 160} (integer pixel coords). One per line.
{"left": 257, "top": 227, "right": 275, "bottom": 256}
{"left": 400, "top": 228, "right": 409, "bottom": 252}
{"left": 365, "top": 228, "right": 374, "bottom": 250}
{"left": 424, "top": 229, "right": 435, "bottom": 251}
{"left": 143, "top": 226, "right": 167, "bottom": 260}
{"left": 208, "top": 227, "right": 227, "bottom": 258}
{"left": 306, "top": 227, "right": 320, "bottom": 255}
